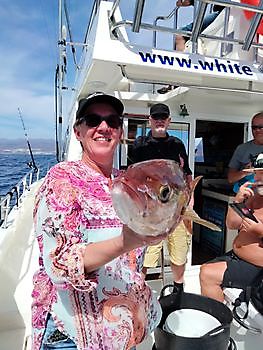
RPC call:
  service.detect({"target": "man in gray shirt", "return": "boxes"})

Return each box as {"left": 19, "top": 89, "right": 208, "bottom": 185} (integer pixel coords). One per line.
{"left": 228, "top": 112, "right": 263, "bottom": 192}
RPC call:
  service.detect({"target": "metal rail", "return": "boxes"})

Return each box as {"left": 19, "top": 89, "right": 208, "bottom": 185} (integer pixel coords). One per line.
{"left": 110, "top": 0, "right": 263, "bottom": 56}
{"left": 111, "top": 20, "right": 263, "bottom": 50}
{"left": 132, "top": 0, "right": 146, "bottom": 32}
{"left": 202, "top": 0, "right": 263, "bottom": 13}
{"left": 153, "top": 6, "right": 179, "bottom": 48}
{"left": 242, "top": 0, "right": 263, "bottom": 51}
{"left": 191, "top": 2, "right": 208, "bottom": 51}
{"left": 0, "top": 168, "right": 39, "bottom": 228}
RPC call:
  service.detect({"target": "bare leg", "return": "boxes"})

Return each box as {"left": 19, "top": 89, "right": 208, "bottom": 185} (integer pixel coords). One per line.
{"left": 170, "top": 262, "right": 185, "bottom": 283}
{"left": 199, "top": 261, "right": 227, "bottom": 302}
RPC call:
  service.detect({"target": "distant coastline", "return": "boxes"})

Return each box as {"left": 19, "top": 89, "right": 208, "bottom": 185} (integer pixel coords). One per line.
{"left": 0, "top": 138, "right": 55, "bottom": 154}
{"left": 0, "top": 150, "right": 55, "bottom": 155}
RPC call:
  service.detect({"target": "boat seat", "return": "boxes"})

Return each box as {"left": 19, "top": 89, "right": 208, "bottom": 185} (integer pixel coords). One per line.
{"left": 224, "top": 287, "right": 263, "bottom": 331}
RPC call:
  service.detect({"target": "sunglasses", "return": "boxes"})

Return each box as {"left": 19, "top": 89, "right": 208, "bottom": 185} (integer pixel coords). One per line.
{"left": 151, "top": 114, "right": 169, "bottom": 120}
{"left": 82, "top": 114, "right": 122, "bottom": 129}
{"left": 252, "top": 125, "right": 263, "bottom": 130}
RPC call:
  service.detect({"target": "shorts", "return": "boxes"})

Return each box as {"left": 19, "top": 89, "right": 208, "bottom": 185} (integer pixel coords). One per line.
{"left": 143, "top": 222, "right": 192, "bottom": 267}
{"left": 40, "top": 314, "right": 76, "bottom": 349}
{"left": 40, "top": 314, "right": 137, "bottom": 350}
{"left": 208, "top": 250, "right": 263, "bottom": 289}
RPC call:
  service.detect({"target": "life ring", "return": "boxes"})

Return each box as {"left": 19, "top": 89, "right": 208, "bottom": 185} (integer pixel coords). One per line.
{"left": 241, "top": 0, "right": 263, "bottom": 35}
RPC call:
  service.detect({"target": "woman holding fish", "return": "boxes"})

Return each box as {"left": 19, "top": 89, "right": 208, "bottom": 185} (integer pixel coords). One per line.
{"left": 31, "top": 92, "right": 165, "bottom": 350}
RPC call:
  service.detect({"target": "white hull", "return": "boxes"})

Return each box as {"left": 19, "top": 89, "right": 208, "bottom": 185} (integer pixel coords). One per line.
{"left": 0, "top": 182, "right": 41, "bottom": 350}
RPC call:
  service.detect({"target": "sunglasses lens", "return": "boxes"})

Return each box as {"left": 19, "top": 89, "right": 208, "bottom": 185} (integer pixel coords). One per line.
{"left": 152, "top": 114, "right": 168, "bottom": 120}
{"left": 252, "top": 125, "right": 263, "bottom": 130}
{"left": 85, "top": 114, "right": 101, "bottom": 127}
{"left": 84, "top": 114, "right": 122, "bottom": 129}
{"left": 107, "top": 115, "right": 122, "bottom": 128}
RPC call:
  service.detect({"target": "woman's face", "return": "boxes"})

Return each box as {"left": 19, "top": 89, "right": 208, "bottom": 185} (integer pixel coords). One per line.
{"left": 74, "top": 102, "right": 123, "bottom": 165}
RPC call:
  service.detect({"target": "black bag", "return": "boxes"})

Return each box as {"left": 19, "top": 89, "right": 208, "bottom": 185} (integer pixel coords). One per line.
{"left": 232, "top": 271, "right": 263, "bottom": 333}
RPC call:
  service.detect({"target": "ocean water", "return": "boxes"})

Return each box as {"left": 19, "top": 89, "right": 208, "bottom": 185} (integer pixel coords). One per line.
{"left": 0, "top": 154, "right": 57, "bottom": 196}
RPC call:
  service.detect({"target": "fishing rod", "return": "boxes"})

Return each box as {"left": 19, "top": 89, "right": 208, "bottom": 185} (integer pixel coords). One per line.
{"left": 17, "top": 107, "right": 38, "bottom": 172}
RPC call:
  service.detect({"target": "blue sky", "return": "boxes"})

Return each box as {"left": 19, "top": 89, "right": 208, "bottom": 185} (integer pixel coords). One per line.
{"left": 0, "top": 0, "right": 192, "bottom": 140}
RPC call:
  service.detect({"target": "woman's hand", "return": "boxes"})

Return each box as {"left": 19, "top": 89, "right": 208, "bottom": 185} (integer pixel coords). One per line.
{"left": 234, "top": 182, "right": 254, "bottom": 203}
{"left": 122, "top": 225, "right": 167, "bottom": 251}
{"left": 241, "top": 217, "right": 263, "bottom": 237}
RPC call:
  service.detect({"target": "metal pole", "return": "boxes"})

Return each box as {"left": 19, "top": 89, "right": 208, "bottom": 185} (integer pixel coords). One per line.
{"left": 132, "top": 0, "right": 146, "bottom": 32}
{"left": 109, "top": 0, "right": 122, "bottom": 20}
{"left": 191, "top": 2, "right": 208, "bottom": 53}
{"left": 58, "top": 0, "right": 65, "bottom": 161}
{"left": 220, "top": 7, "right": 230, "bottom": 57}
{"left": 153, "top": 7, "right": 178, "bottom": 48}
{"left": 242, "top": 0, "right": 263, "bottom": 51}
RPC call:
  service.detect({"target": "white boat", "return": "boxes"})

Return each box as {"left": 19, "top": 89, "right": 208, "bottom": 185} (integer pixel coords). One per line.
{"left": 1, "top": 1, "right": 263, "bottom": 349}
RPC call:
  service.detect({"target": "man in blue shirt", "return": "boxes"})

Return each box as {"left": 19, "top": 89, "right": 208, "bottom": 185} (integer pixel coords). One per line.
{"left": 228, "top": 112, "right": 263, "bottom": 193}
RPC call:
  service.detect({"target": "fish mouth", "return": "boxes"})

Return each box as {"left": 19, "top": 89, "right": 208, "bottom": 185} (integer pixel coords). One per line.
{"left": 119, "top": 180, "right": 147, "bottom": 214}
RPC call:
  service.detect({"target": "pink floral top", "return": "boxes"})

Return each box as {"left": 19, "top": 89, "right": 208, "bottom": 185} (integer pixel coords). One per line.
{"left": 32, "top": 161, "right": 161, "bottom": 350}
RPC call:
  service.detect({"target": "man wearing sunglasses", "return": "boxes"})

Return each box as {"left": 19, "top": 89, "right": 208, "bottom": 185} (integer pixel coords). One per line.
{"left": 228, "top": 112, "right": 263, "bottom": 193}
{"left": 132, "top": 103, "right": 193, "bottom": 294}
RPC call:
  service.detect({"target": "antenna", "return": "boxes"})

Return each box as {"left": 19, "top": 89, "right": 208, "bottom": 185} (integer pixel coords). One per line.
{"left": 17, "top": 107, "right": 38, "bottom": 172}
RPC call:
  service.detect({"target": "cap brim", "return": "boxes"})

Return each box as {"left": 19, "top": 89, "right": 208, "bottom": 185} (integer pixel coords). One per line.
{"left": 76, "top": 94, "right": 124, "bottom": 119}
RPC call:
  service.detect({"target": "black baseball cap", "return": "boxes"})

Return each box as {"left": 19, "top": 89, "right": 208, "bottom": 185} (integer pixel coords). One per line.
{"left": 76, "top": 92, "right": 124, "bottom": 119}
{"left": 150, "top": 103, "right": 170, "bottom": 116}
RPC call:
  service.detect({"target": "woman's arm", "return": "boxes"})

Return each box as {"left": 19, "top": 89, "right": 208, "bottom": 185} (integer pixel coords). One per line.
{"left": 84, "top": 226, "right": 166, "bottom": 273}
{"left": 37, "top": 163, "right": 167, "bottom": 288}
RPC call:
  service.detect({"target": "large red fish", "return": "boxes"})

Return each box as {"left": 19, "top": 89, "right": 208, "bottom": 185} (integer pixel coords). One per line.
{"left": 111, "top": 159, "right": 220, "bottom": 236}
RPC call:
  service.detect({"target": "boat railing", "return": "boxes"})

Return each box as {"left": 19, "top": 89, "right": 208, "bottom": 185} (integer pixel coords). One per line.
{"left": 0, "top": 168, "right": 40, "bottom": 229}
{"left": 109, "top": 0, "right": 263, "bottom": 60}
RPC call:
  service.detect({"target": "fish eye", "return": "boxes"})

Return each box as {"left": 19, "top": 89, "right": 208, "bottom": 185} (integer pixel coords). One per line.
{"left": 158, "top": 185, "right": 172, "bottom": 203}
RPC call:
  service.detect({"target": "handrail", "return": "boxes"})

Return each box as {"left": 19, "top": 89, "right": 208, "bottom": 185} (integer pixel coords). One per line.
{"left": 221, "top": 6, "right": 231, "bottom": 56}
{"left": 110, "top": 0, "right": 263, "bottom": 59}
{"left": 111, "top": 20, "right": 263, "bottom": 50}
{"left": 83, "top": 0, "right": 102, "bottom": 45}
{"left": 0, "top": 168, "right": 40, "bottom": 229}
{"left": 242, "top": 0, "right": 263, "bottom": 51}
{"left": 191, "top": 2, "right": 208, "bottom": 52}
{"left": 202, "top": 0, "right": 263, "bottom": 13}
{"left": 153, "top": 6, "right": 179, "bottom": 48}
{"left": 132, "top": 0, "right": 146, "bottom": 33}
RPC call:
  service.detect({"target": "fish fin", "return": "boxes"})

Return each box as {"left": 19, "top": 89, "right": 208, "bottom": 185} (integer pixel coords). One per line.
{"left": 190, "top": 176, "right": 203, "bottom": 191}
{"left": 183, "top": 208, "right": 221, "bottom": 232}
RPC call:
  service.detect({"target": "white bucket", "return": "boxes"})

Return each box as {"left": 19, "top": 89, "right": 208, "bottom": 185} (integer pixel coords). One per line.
{"left": 164, "top": 309, "right": 221, "bottom": 338}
